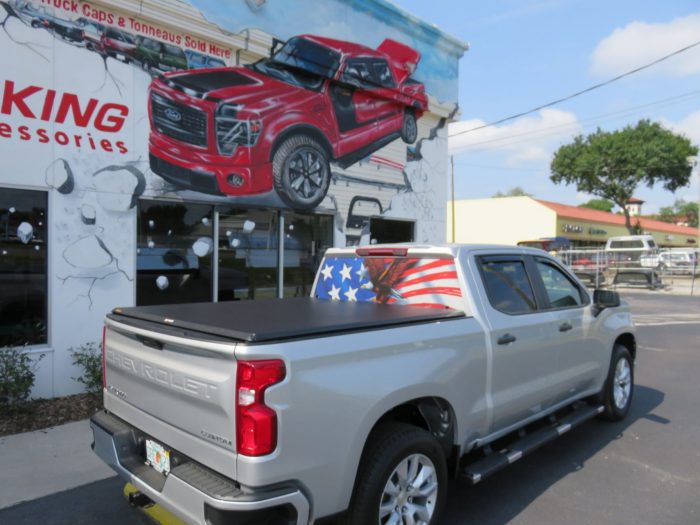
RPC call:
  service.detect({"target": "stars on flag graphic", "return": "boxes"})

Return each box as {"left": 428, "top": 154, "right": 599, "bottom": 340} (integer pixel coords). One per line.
{"left": 315, "top": 257, "right": 463, "bottom": 310}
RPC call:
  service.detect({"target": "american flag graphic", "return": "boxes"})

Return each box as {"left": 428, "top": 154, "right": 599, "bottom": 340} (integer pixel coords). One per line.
{"left": 315, "top": 257, "right": 463, "bottom": 310}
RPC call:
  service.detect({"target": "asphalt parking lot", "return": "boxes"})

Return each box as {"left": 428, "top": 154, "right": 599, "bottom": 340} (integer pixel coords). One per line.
{"left": 1, "top": 291, "right": 698, "bottom": 525}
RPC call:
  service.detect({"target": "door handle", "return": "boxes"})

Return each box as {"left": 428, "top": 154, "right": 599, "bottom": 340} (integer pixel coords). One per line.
{"left": 559, "top": 322, "right": 573, "bottom": 333}
{"left": 497, "top": 333, "right": 516, "bottom": 345}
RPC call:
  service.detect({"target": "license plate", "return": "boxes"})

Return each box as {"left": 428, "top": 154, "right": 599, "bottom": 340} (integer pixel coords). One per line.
{"left": 145, "top": 439, "right": 170, "bottom": 475}
{"left": 116, "top": 53, "right": 126, "bottom": 62}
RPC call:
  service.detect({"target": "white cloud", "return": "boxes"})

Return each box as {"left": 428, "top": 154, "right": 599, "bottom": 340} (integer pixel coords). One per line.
{"left": 591, "top": 13, "right": 700, "bottom": 77}
{"left": 670, "top": 110, "right": 700, "bottom": 146}
{"left": 448, "top": 108, "right": 582, "bottom": 166}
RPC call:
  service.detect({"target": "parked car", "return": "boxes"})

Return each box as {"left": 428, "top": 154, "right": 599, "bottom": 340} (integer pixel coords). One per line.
{"left": 91, "top": 244, "right": 636, "bottom": 525}
{"left": 642, "top": 249, "right": 698, "bottom": 274}
{"left": 75, "top": 17, "right": 105, "bottom": 50}
{"left": 184, "top": 50, "right": 226, "bottom": 69}
{"left": 22, "top": 4, "right": 82, "bottom": 42}
{"left": 14, "top": 1, "right": 48, "bottom": 26}
{"left": 606, "top": 234, "right": 659, "bottom": 267}
{"left": 98, "top": 27, "right": 137, "bottom": 62}
{"left": 136, "top": 37, "right": 188, "bottom": 72}
{"left": 148, "top": 34, "right": 428, "bottom": 209}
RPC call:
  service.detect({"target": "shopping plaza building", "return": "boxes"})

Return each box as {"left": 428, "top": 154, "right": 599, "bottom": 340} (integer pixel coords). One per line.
{"left": 0, "top": 0, "right": 467, "bottom": 397}
{"left": 449, "top": 196, "right": 699, "bottom": 248}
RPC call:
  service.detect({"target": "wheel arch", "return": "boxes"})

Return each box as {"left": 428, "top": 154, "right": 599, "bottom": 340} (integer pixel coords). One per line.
{"left": 269, "top": 124, "right": 334, "bottom": 163}
{"left": 358, "top": 396, "right": 458, "bottom": 477}
{"left": 614, "top": 332, "right": 637, "bottom": 361}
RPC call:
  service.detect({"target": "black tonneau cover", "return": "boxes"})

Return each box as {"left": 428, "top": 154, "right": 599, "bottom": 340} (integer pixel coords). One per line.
{"left": 108, "top": 298, "right": 465, "bottom": 343}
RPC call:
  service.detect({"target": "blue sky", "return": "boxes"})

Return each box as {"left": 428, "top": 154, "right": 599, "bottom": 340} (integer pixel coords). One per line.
{"left": 190, "top": 0, "right": 462, "bottom": 101}
{"left": 395, "top": 0, "right": 700, "bottom": 213}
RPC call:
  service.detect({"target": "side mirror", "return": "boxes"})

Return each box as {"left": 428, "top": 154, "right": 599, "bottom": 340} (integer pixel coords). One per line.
{"left": 592, "top": 289, "right": 620, "bottom": 316}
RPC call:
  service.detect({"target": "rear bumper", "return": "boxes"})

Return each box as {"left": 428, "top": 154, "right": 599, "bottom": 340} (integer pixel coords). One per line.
{"left": 90, "top": 410, "right": 310, "bottom": 525}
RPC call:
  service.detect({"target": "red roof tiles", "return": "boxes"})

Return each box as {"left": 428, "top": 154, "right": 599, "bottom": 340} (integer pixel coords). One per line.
{"left": 536, "top": 199, "right": 698, "bottom": 236}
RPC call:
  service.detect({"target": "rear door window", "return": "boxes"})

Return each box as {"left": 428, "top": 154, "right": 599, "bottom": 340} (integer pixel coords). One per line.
{"left": 315, "top": 255, "right": 464, "bottom": 310}
{"left": 371, "top": 59, "right": 396, "bottom": 88}
{"left": 479, "top": 259, "right": 537, "bottom": 315}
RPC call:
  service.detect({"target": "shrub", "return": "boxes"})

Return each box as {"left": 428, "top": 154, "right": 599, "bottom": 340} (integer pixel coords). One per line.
{"left": 70, "top": 342, "right": 103, "bottom": 395}
{"left": 0, "top": 346, "right": 44, "bottom": 413}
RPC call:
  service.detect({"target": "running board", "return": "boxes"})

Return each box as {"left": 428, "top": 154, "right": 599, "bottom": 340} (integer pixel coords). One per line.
{"left": 462, "top": 404, "right": 604, "bottom": 485}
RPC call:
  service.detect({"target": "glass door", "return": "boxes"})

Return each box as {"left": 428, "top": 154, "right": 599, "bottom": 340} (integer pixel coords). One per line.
{"left": 282, "top": 212, "right": 333, "bottom": 298}
{"left": 136, "top": 200, "right": 214, "bottom": 306}
{"left": 217, "top": 209, "right": 279, "bottom": 301}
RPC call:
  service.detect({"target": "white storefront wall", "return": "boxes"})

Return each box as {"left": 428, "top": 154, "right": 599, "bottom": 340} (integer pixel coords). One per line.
{"left": 0, "top": 0, "right": 466, "bottom": 397}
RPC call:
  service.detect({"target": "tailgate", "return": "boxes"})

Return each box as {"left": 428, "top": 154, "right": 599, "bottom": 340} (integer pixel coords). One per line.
{"left": 103, "top": 317, "right": 238, "bottom": 464}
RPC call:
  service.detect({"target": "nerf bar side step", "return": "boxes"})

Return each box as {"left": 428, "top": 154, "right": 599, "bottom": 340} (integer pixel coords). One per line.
{"left": 462, "top": 404, "right": 604, "bottom": 485}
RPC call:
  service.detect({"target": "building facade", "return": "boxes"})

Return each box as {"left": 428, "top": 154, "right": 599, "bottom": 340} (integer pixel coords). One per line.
{"left": 449, "top": 196, "right": 699, "bottom": 248}
{"left": 0, "top": 0, "right": 467, "bottom": 397}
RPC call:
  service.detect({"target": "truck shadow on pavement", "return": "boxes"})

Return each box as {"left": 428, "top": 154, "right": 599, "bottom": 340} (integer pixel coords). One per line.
{"left": 0, "top": 476, "right": 150, "bottom": 525}
{"left": 442, "top": 385, "right": 665, "bottom": 525}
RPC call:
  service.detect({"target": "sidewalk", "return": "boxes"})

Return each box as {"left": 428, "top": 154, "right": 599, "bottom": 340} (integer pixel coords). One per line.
{"left": 0, "top": 419, "right": 115, "bottom": 509}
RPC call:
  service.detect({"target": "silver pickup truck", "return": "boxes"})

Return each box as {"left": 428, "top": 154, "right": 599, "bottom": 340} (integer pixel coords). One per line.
{"left": 90, "top": 244, "right": 636, "bottom": 525}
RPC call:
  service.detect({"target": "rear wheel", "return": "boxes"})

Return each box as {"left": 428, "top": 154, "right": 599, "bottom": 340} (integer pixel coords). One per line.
{"left": 598, "top": 344, "right": 634, "bottom": 421}
{"left": 272, "top": 134, "right": 330, "bottom": 210}
{"left": 400, "top": 110, "right": 418, "bottom": 144}
{"left": 342, "top": 423, "right": 447, "bottom": 525}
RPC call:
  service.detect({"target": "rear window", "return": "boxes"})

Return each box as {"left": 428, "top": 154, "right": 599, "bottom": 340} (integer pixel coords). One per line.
{"left": 609, "top": 240, "right": 644, "bottom": 249}
{"left": 314, "top": 256, "right": 464, "bottom": 310}
{"left": 479, "top": 260, "right": 537, "bottom": 315}
{"left": 164, "top": 44, "right": 185, "bottom": 58}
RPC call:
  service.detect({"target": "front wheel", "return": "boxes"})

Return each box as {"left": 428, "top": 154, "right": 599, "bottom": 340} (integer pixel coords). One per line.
{"left": 598, "top": 344, "right": 634, "bottom": 421}
{"left": 342, "top": 423, "right": 447, "bottom": 525}
{"left": 272, "top": 134, "right": 330, "bottom": 210}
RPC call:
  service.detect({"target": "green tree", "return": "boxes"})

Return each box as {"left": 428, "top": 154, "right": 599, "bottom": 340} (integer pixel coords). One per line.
{"left": 492, "top": 186, "right": 532, "bottom": 198}
{"left": 550, "top": 120, "right": 697, "bottom": 234}
{"left": 579, "top": 198, "right": 615, "bottom": 212}
{"left": 658, "top": 199, "right": 699, "bottom": 227}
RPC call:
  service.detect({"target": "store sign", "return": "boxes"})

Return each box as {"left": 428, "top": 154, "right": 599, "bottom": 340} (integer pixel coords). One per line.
{"left": 562, "top": 224, "right": 584, "bottom": 234}
{"left": 588, "top": 227, "right": 607, "bottom": 236}
{"left": 0, "top": 80, "right": 129, "bottom": 153}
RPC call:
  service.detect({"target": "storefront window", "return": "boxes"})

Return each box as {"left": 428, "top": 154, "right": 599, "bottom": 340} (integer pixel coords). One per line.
{"left": 370, "top": 218, "right": 414, "bottom": 244}
{"left": 136, "top": 200, "right": 213, "bottom": 306}
{"left": 0, "top": 189, "right": 48, "bottom": 346}
{"left": 218, "top": 209, "right": 279, "bottom": 300}
{"left": 282, "top": 212, "right": 333, "bottom": 297}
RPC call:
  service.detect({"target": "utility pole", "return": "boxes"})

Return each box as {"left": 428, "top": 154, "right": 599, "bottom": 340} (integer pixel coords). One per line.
{"left": 688, "top": 156, "right": 698, "bottom": 296}
{"left": 451, "top": 155, "right": 456, "bottom": 243}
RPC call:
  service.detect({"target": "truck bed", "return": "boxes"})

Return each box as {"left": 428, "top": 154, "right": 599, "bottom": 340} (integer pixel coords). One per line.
{"left": 108, "top": 297, "right": 465, "bottom": 343}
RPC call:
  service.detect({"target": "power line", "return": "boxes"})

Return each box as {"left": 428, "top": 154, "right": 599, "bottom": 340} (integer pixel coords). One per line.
{"left": 449, "top": 39, "right": 700, "bottom": 138}
{"left": 450, "top": 89, "right": 700, "bottom": 152}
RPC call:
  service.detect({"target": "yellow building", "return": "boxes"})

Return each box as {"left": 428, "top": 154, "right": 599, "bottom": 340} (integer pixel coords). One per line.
{"left": 448, "top": 196, "right": 699, "bottom": 248}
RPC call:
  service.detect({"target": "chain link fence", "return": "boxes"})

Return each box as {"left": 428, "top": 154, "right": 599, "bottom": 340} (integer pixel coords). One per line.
{"left": 556, "top": 247, "right": 699, "bottom": 295}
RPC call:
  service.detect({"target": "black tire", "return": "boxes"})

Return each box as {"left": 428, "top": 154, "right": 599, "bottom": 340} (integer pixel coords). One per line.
{"left": 272, "top": 134, "right": 330, "bottom": 210}
{"left": 400, "top": 109, "right": 418, "bottom": 144}
{"left": 342, "top": 422, "right": 447, "bottom": 525}
{"left": 598, "top": 344, "right": 634, "bottom": 421}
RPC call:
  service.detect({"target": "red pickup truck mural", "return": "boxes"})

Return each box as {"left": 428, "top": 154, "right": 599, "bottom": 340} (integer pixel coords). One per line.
{"left": 148, "top": 34, "right": 428, "bottom": 209}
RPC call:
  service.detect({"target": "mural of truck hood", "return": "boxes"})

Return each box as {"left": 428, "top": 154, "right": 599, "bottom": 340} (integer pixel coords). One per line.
{"left": 162, "top": 67, "right": 320, "bottom": 115}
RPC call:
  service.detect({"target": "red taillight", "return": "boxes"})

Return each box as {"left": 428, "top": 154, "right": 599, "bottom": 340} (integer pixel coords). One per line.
{"left": 235, "top": 360, "right": 285, "bottom": 457}
{"left": 101, "top": 326, "right": 107, "bottom": 389}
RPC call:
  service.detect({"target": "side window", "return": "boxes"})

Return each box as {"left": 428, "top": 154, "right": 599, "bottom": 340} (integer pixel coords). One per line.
{"left": 535, "top": 260, "right": 584, "bottom": 309}
{"left": 372, "top": 60, "right": 396, "bottom": 88}
{"left": 342, "top": 59, "right": 374, "bottom": 88}
{"left": 480, "top": 259, "right": 537, "bottom": 315}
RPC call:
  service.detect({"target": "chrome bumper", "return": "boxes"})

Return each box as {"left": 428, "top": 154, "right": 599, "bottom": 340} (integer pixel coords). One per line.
{"left": 90, "top": 410, "right": 310, "bottom": 525}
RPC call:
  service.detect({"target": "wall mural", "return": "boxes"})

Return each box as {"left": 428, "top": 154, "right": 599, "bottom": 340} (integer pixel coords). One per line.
{"left": 0, "top": 0, "right": 461, "bottom": 394}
